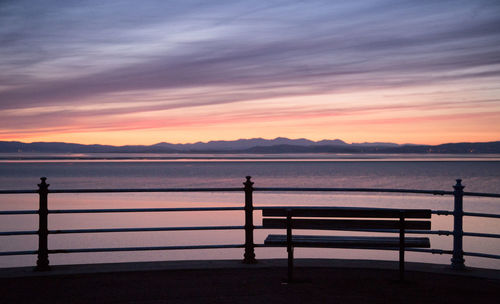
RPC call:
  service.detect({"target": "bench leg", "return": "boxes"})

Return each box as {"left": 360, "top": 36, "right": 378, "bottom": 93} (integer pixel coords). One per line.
{"left": 399, "top": 246, "right": 405, "bottom": 281}
{"left": 288, "top": 247, "right": 294, "bottom": 282}
{"left": 399, "top": 214, "right": 405, "bottom": 281}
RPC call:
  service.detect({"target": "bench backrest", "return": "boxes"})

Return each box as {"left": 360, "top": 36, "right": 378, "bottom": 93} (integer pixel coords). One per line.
{"left": 262, "top": 207, "right": 431, "bottom": 230}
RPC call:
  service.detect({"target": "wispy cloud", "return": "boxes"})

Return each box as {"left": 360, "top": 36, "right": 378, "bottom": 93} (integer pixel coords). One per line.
{"left": 1, "top": 0, "right": 499, "bottom": 143}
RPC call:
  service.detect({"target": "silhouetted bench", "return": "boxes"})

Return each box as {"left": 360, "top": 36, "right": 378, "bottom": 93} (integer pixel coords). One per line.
{"left": 263, "top": 207, "right": 431, "bottom": 282}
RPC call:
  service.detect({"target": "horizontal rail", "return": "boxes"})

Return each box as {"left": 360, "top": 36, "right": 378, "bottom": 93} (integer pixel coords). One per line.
{"left": 432, "top": 210, "right": 453, "bottom": 215}
{"left": 463, "top": 191, "right": 500, "bottom": 198}
{"left": 2, "top": 246, "right": 451, "bottom": 257}
{"left": 463, "top": 212, "right": 500, "bottom": 219}
{"left": 49, "top": 188, "right": 243, "bottom": 193}
{"left": 0, "top": 250, "right": 38, "bottom": 256}
{"left": 0, "top": 210, "right": 38, "bottom": 215}
{"left": 398, "top": 229, "right": 452, "bottom": 236}
{"left": 255, "top": 187, "right": 454, "bottom": 195}
{"left": 49, "top": 226, "right": 244, "bottom": 234}
{"left": 432, "top": 211, "right": 500, "bottom": 218}
{"left": 406, "top": 248, "right": 453, "bottom": 255}
{"left": 1, "top": 207, "right": 244, "bottom": 216}
{"left": 463, "top": 232, "right": 500, "bottom": 239}
{"left": 2, "top": 208, "right": 493, "bottom": 218}
{"left": 463, "top": 252, "right": 500, "bottom": 259}
{"left": 1, "top": 187, "right": 500, "bottom": 198}
{"left": 0, "top": 187, "right": 455, "bottom": 196}
{"left": 0, "top": 190, "right": 37, "bottom": 194}
{"left": 0, "top": 230, "right": 38, "bottom": 236}
{"left": 48, "top": 244, "right": 244, "bottom": 254}
{"left": 49, "top": 207, "right": 244, "bottom": 214}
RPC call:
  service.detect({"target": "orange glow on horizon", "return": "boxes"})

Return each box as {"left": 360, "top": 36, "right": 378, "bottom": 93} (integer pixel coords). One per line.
{"left": 2, "top": 87, "right": 500, "bottom": 146}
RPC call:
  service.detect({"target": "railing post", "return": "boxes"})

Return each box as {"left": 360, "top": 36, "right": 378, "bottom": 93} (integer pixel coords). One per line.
{"left": 243, "top": 176, "right": 256, "bottom": 264}
{"left": 399, "top": 211, "right": 405, "bottom": 281}
{"left": 35, "top": 177, "right": 50, "bottom": 271}
{"left": 451, "top": 179, "right": 465, "bottom": 269}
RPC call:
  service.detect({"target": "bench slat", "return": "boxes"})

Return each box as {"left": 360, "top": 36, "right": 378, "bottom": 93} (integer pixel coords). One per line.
{"left": 263, "top": 218, "right": 431, "bottom": 230}
{"left": 264, "top": 234, "right": 430, "bottom": 248}
{"left": 263, "top": 207, "right": 431, "bottom": 218}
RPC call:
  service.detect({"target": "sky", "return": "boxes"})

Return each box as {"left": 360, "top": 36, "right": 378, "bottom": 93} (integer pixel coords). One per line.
{"left": 1, "top": 0, "right": 500, "bottom": 145}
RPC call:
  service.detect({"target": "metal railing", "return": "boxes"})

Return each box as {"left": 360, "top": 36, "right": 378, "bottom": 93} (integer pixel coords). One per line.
{"left": 0, "top": 176, "right": 499, "bottom": 271}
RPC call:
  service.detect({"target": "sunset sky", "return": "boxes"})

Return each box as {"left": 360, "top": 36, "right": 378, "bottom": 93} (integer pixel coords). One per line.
{"left": 1, "top": 0, "right": 499, "bottom": 145}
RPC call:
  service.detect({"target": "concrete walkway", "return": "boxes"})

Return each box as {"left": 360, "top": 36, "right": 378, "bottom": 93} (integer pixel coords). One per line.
{"left": 1, "top": 259, "right": 499, "bottom": 303}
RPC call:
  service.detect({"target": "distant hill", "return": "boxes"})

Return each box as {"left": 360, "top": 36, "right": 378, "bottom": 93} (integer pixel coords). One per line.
{"left": 151, "top": 137, "right": 347, "bottom": 151}
{"left": 1, "top": 138, "right": 499, "bottom": 154}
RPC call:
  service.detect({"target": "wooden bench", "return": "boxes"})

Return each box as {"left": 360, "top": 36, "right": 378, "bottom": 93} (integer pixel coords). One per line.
{"left": 263, "top": 207, "right": 431, "bottom": 282}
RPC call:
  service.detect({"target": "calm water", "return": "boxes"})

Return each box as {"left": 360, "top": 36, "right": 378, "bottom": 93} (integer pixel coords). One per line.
{"left": 1, "top": 154, "right": 499, "bottom": 269}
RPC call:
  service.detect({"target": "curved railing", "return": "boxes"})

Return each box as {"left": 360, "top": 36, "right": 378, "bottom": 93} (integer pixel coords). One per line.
{"left": 0, "top": 176, "right": 499, "bottom": 270}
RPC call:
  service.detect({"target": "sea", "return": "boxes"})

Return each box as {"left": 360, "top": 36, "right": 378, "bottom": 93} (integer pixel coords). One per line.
{"left": 1, "top": 153, "right": 499, "bottom": 269}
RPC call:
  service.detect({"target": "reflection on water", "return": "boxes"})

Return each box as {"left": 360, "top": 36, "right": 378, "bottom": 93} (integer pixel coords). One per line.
{"left": 1, "top": 159, "right": 500, "bottom": 192}
{"left": 1, "top": 157, "right": 499, "bottom": 269}
{"left": 0, "top": 192, "right": 498, "bottom": 269}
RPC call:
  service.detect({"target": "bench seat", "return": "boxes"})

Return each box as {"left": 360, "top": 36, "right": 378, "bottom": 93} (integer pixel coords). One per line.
{"left": 264, "top": 234, "right": 430, "bottom": 249}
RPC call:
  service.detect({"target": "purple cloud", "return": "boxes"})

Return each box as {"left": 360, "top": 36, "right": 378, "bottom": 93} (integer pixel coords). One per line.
{"left": 1, "top": 0, "right": 499, "bottom": 136}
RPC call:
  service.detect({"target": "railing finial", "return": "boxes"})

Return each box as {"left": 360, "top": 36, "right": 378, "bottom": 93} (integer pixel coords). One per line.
{"left": 38, "top": 177, "right": 49, "bottom": 190}
{"left": 244, "top": 176, "right": 254, "bottom": 188}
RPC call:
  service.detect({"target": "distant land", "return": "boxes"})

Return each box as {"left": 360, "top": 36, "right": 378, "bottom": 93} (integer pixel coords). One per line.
{"left": 1, "top": 138, "right": 500, "bottom": 154}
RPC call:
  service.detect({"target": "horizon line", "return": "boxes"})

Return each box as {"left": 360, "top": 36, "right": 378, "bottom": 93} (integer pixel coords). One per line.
{"left": 2, "top": 137, "right": 500, "bottom": 148}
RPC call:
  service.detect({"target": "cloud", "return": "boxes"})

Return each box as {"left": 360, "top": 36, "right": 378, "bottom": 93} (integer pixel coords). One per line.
{"left": 1, "top": 0, "right": 500, "bottom": 141}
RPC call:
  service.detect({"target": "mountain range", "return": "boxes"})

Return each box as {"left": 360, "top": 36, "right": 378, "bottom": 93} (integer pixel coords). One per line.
{"left": 1, "top": 138, "right": 499, "bottom": 153}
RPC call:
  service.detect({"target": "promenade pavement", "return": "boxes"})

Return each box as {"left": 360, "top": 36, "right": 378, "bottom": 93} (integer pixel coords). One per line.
{"left": 0, "top": 259, "right": 498, "bottom": 303}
